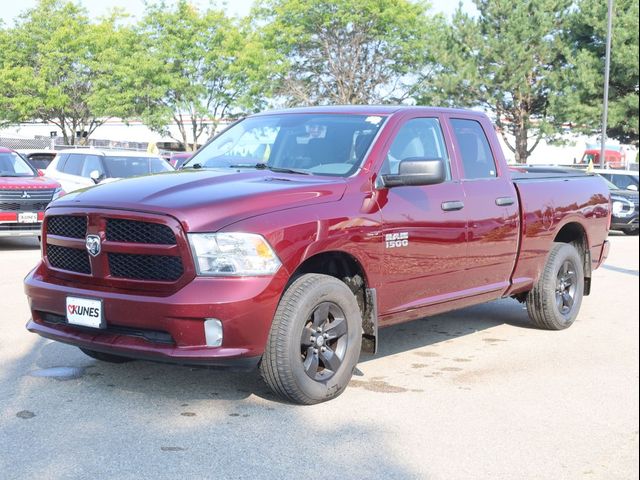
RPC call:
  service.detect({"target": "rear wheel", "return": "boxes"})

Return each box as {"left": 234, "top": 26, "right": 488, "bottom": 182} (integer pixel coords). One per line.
{"left": 80, "top": 347, "right": 134, "bottom": 364}
{"left": 260, "top": 273, "right": 362, "bottom": 405}
{"left": 526, "top": 242, "right": 584, "bottom": 330}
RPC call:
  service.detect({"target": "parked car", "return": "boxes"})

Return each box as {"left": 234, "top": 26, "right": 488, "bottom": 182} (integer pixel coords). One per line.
{"left": 16, "top": 150, "right": 58, "bottom": 171}
{"left": 25, "top": 106, "right": 611, "bottom": 404}
{"left": 601, "top": 177, "right": 639, "bottom": 235}
{"left": 593, "top": 168, "right": 639, "bottom": 192}
{"left": 0, "top": 147, "right": 63, "bottom": 238}
{"left": 44, "top": 148, "right": 174, "bottom": 193}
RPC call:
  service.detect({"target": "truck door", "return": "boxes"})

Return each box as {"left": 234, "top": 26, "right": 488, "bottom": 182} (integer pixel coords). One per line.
{"left": 448, "top": 117, "right": 519, "bottom": 295}
{"left": 375, "top": 116, "right": 469, "bottom": 316}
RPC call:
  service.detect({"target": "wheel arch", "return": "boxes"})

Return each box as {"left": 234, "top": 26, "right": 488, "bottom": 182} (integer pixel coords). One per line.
{"left": 553, "top": 221, "right": 592, "bottom": 295}
{"left": 287, "top": 250, "right": 377, "bottom": 353}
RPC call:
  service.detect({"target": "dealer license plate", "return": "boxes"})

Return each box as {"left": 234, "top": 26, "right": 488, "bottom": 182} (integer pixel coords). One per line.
{"left": 18, "top": 212, "right": 38, "bottom": 223}
{"left": 66, "top": 296, "right": 104, "bottom": 329}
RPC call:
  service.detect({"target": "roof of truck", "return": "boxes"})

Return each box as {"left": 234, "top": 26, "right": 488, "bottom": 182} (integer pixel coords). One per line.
{"left": 253, "top": 105, "right": 487, "bottom": 117}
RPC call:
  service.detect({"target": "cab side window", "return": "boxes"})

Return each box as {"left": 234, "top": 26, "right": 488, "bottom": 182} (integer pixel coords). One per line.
{"left": 382, "top": 118, "right": 450, "bottom": 179}
{"left": 451, "top": 119, "right": 497, "bottom": 180}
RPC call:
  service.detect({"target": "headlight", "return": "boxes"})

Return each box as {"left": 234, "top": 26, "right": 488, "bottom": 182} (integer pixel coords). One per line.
{"left": 611, "top": 197, "right": 634, "bottom": 217}
{"left": 188, "top": 232, "right": 281, "bottom": 276}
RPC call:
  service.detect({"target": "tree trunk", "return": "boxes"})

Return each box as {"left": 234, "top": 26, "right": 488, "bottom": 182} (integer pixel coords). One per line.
{"left": 514, "top": 126, "right": 529, "bottom": 164}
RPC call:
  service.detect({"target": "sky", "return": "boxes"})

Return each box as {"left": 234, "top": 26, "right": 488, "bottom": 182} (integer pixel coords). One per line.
{"left": 0, "top": 0, "right": 475, "bottom": 25}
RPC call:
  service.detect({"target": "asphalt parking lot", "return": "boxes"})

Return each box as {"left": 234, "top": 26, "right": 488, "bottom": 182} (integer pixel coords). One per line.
{"left": 0, "top": 234, "right": 638, "bottom": 480}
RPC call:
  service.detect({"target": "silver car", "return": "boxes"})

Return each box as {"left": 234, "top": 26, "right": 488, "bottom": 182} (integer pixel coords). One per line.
{"left": 45, "top": 149, "right": 173, "bottom": 193}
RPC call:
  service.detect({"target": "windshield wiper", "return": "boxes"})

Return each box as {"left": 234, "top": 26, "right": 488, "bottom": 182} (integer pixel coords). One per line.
{"left": 229, "top": 163, "right": 311, "bottom": 175}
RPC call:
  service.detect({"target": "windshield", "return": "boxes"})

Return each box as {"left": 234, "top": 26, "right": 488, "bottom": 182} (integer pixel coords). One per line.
{"left": 184, "top": 114, "right": 387, "bottom": 176}
{"left": 0, "top": 152, "right": 37, "bottom": 177}
{"left": 103, "top": 156, "right": 173, "bottom": 178}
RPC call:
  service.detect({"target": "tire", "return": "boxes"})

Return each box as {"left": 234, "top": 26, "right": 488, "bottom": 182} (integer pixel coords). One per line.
{"left": 623, "top": 228, "right": 639, "bottom": 236}
{"left": 526, "top": 242, "right": 584, "bottom": 330}
{"left": 79, "top": 347, "right": 134, "bottom": 364}
{"left": 260, "top": 273, "right": 362, "bottom": 405}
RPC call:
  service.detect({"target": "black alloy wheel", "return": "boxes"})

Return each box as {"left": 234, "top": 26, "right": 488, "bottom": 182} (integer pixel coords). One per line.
{"left": 300, "top": 302, "right": 348, "bottom": 381}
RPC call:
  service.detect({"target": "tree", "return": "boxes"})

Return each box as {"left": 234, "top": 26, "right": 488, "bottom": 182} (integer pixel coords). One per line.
{"left": 555, "top": 0, "right": 639, "bottom": 146}
{"left": 0, "top": 0, "right": 134, "bottom": 145}
{"left": 253, "top": 0, "right": 442, "bottom": 106}
{"left": 422, "top": 0, "right": 573, "bottom": 163}
{"left": 132, "top": 1, "right": 270, "bottom": 151}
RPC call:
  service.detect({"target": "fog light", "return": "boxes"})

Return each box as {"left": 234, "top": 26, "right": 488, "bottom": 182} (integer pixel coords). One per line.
{"left": 204, "top": 318, "right": 223, "bottom": 347}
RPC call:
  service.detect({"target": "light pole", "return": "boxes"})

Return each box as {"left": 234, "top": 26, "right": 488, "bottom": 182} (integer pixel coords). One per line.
{"left": 600, "top": 0, "right": 614, "bottom": 169}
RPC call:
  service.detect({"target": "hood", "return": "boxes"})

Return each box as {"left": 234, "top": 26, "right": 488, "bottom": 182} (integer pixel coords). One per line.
{"left": 50, "top": 169, "right": 347, "bottom": 232}
{"left": 0, "top": 175, "right": 60, "bottom": 190}
{"left": 609, "top": 187, "right": 639, "bottom": 203}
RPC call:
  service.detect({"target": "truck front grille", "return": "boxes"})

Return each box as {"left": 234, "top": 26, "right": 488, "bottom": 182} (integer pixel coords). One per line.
{"left": 47, "top": 244, "right": 91, "bottom": 274}
{"left": 48, "top": 215, "right": 87, "bottom": 238}
{"left": 44, "top": 213, "right": 187, "bottom": 285}
{"left": 108, "top": 253, "right": 183, "bottom": 281}
{"left": 106, "top": 219, "right": 176, "bottom": 245}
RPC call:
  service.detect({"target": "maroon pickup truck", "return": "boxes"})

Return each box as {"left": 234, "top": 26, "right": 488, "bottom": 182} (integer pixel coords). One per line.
{"left": 24, "top": 106, "right": 611, "bottom": 404}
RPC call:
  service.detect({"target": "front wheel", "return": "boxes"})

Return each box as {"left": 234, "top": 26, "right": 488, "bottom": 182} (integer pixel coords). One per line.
{"left": 623, "top": 228, "right": 639, "bottom": 236}
{"left": 260, "top": 273, "right": 362, "bottom": 405}
{"left": 526, "top": 242, "right": 584, "bottom": 330}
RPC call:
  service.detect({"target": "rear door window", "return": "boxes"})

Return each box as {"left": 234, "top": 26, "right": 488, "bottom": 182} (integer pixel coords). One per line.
{"left": 450, "top": 119, "right": 497, "bottom": 180}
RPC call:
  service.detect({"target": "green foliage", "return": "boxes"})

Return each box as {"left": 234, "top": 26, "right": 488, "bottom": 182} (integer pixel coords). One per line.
{"left": 130, "top": 1, "right": 271, "bottom": 150}
{"left": 0, "top": 0, "right": 133, "bottom": 144}
{"left": 422, "top": 0, "right": 574, "bottom": 163}
{"left": 555, "top": 0, "right": 639, "bottom": 146}
{"left": 253, "top": 0, "right": 442, "bottom": 105}
{"left": 1, "top": 0, "right": 637, "bottom": 153}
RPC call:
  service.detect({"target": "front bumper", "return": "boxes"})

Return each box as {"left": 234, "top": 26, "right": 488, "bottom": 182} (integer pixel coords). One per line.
{"left": 24, "top": 261, "right": 289, "bottom": 368}
{"left": 610, "top": 213, "right": 638, "bottom": 232}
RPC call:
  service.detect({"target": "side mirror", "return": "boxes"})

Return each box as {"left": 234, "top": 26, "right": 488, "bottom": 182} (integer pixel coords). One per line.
{"left": 378, "top": 158, "right": 446, "bottom": 188}
{"left": 37, "top": 169, "right": 45, "bottom": 177}
{"left": 89, "top": 170, "right": 102, "bottom": 184}
{"left": 627, "top": 185, "right": 638, "bottom": 191}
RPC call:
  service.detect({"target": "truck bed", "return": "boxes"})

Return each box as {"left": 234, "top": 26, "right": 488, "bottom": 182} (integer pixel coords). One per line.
{"left": 507, "top": 170, "right": 610, "bottom": 296}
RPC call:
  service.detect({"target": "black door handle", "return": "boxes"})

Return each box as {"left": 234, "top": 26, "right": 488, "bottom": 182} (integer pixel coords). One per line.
{"left": 495, "top": 196, "right": 515, "bottom": 206}
{"left": 441, "top": 200, "right": 464, "bottom": 211}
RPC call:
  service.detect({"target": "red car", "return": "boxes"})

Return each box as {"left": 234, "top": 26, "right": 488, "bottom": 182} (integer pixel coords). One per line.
{"left": 0, "top": 147, "right": 63, "bottom": 238}
{"left": 24, "top": 106, "right": 610, "bottom": 404}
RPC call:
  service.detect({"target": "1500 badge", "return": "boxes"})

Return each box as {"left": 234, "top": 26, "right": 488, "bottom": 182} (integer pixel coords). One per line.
{"left": 385, "top": 232, "right": 409, "bottom": 248}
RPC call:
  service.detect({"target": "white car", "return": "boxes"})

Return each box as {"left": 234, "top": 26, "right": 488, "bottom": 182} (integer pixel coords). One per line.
{"left": 45, "top": 149, "right": 174, "bottom": 193}
{"left": 591, "top": 168, "right": 639, "bottom": 192}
